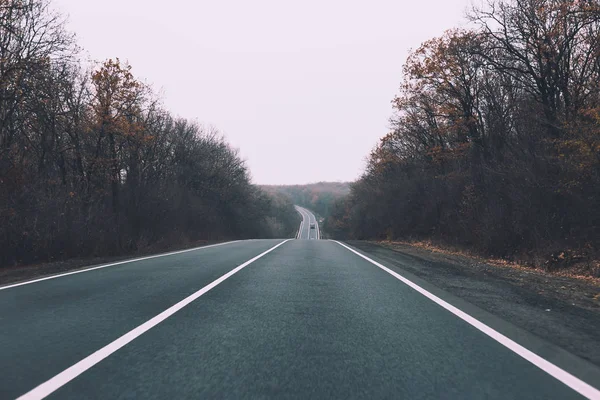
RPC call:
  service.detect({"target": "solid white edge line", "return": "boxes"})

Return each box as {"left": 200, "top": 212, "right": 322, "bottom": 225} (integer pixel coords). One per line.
{"left": 298, "top": 207, "right": 308, "bottom": 240}
{"left": 305, "top": 209, "right": 311, "bottom": 240}
{"left": 294, "top": 206, "right": 320, "bottom": 240}
{"left": 296, "top": 207, "right": 300, "bottom": 238}
{"left": 17, "top": 239, "right": 292, "bottom": 400}
{"left": 316, "top": 215, "right": 320, "bottom": 240}
{"left": 303, "top": 207, "right": 320, "bottom": 240}
{"left": 295, "top": 206, "right": 304, "bottom": 239}
{"left": 296, "top": 209, "right": 304, "bottom": 239}
{"left": 302, "top": 208, "right": 309, "bottom": 240}
{"left": 0, "top": 241, "right": 239, "bottom": 291}
{"left": 334, "top": 240, "right": 600, "bottom": 400}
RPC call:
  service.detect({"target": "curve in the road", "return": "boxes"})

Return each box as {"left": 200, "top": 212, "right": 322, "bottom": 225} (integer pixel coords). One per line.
{"left": 294, "top": 206, "right": 320, "bottom": 240}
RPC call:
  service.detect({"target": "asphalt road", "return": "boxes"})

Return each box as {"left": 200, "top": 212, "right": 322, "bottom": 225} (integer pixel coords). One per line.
{"left": 2, "top": 239, "right": 600, "bottom": 399}
{"left": 295, "top": 206, "right": 320, "bottom": 240}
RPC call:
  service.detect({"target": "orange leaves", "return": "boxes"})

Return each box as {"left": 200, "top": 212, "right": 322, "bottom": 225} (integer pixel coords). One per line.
{"left": 90, "top": 58, "right": 150, "bottom": 143}
{"left": 581, "top": 106, "right": 600, "bottom": 124}
{"left": 426, "top": 143, "right": 470, "bottom": 165}
{"left": 91, "top": 58, "right": 145, "bottom": 123}
{"left": 394, "top": 29, "right": 485, "bottom": 152}
{"left": 403, "top": 29, "right": 482, "bottom": 88}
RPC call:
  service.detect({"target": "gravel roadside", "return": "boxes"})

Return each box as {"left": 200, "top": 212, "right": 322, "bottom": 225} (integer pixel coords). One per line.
{"left": 348, "top": 240, "right": 600, "bottom": 368}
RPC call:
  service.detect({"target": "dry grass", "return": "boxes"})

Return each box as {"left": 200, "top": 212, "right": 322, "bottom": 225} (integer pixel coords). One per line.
{"left": 377, "top": 239, "right": 600, "bottom": 286}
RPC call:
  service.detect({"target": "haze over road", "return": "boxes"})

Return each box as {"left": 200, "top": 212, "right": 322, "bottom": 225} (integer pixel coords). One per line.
{"left": 2, "top": 232, "right": 600, "bottom": 399}
{"left": 295, "top": 206, "right": 320, "bottom": 240}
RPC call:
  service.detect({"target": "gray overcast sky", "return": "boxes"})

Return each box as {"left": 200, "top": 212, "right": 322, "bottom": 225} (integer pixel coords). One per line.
{"left": 53, "top": 0, "right": 470, "bottom": 185}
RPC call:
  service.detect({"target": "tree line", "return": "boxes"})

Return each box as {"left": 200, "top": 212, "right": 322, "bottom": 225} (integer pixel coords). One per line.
{"left": 327, "top": 0, "right": 600, "bottom": 264}
{"left": 0, "top": 0, "right": 298, "bottom": 267}
{"left": 262, "top": 182, "right": 350, "bottom": 228}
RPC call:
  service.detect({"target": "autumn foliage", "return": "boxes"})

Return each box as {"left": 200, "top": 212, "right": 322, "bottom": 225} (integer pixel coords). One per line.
{"left": 328, "top": 0, "right": 600, "bottom": 267}
{"left": 0, "top": 0, "right": 298, "bottom": 267}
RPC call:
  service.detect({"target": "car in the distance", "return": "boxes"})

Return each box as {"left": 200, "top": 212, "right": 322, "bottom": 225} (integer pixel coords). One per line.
{"left": 310, "top": 223, "right": 315, "bottom": 229}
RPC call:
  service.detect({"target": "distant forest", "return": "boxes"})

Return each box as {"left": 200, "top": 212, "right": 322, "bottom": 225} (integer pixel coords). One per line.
{"left": 328, "top": 0, "right": 600, "bottom": 269}
{"left": 262, "top": 182, "right": 350, "bottom": 222}
{"left": 0, "top": 0, "right": 298, "bottom": 267}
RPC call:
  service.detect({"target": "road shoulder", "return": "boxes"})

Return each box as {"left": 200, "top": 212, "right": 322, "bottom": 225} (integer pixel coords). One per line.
{"left": 347, "top": 240, "right": 600, "bottom": 371}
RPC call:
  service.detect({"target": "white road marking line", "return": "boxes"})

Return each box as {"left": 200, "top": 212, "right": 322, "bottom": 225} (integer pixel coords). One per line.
{"left": 309, "top": 210, "right": 319, "bottom": 240}
{"left": 297, "top": 207, "right": 309, "bottom": 240}
{"left": 303, "top": 209, "right": 309, "bottom": 240}
{"left": 304, "top": 208, "right": 314, "bottom": 240}
{"left": 334, "top": 241, "right": 600, "bottom": 400}
{"left": 0, "top": 241, "right": 239, "bottom": 291}
{"left": 295, "top": 208, "right": 300, "bottom": 239}
{"left": 305, "top": 209, "right": 311, "bottom": 240}
{"left": 296, "top": 208, "right": 301, "bottom": 239}
{"left": 295, "top": 207, "right": 305, "bottom": 239}
{"left": 17, "top": 239, "right": 292, "bottom": 400}
{"left": 316, "top": 215, "right": 320, "bottom": 240}
{"left": 300, "top": 207, "right": 320, "bottom": 240}
{"left": 296, "top": 206, "right": 320, "bottom": 240}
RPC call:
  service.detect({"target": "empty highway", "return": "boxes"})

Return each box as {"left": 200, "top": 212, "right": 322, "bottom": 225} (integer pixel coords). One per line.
{"left": 2, "top": 226, "right": 600, "bottom": 399}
